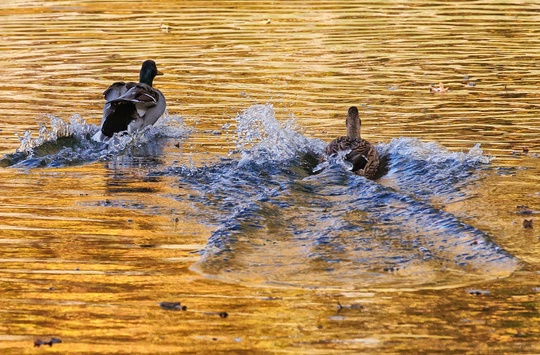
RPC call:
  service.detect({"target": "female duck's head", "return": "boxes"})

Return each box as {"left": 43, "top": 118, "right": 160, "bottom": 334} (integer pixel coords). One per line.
{"left": 346, "top": 106, "right": 361, "bottom": 139}
{"left": 139, "top": 60, "right": 163, "bottom": 86}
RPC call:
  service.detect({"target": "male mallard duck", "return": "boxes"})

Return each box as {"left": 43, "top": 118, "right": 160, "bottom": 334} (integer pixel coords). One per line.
{"left": 326, "top": 106, "right": 379, "bottom": 179}
{"left": 92, "top": 60, "right": 166, "bottom": 142}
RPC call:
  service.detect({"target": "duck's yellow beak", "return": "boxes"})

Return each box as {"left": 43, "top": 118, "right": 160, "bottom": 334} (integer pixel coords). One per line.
{"left": 157, "top": 70, "right": 164, "bottom": 76}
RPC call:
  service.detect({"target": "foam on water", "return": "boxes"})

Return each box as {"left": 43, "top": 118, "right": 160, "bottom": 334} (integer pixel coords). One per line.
{"left": 1, "top": 114, "right": 191, "bottom": 168}
{"left": 162, "top": 104, "right": 519, "bottom": 290}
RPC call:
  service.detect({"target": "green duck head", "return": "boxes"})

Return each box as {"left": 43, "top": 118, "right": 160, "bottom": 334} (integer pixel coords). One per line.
{"left": 139, "top": 60, "right": 163, "bottom": 86}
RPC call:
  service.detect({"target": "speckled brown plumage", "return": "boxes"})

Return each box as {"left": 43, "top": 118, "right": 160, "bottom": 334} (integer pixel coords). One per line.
{"left": 325, "top": 106, "right": 379, "bottom": 180}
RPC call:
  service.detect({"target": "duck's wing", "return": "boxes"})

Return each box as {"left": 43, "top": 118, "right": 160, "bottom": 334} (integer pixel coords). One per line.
{"left": 103, "top": 82, "right": 129, "bottom": 102}
{"left": 350, "top": 140, "right": 379, "bottom": 179}
{"left": 92, "top": 82, "right": 130, "bottom": 141}
{"left": 98, "top": 82, "right": 130, "bottom": 126}
{"left": 108, "top": 83, "right": 158, "bottom": 106}
{"left": 326, "top": 136, "right": 370, "bottom": 170}
{"left": 326, "top": 137, "right": 379, "bottom": 179}
{"left": 326, "top": 136, "right": 350, "bottom": 156}
{"left": 108, "top": 83, "right": 165, "bottom": 121}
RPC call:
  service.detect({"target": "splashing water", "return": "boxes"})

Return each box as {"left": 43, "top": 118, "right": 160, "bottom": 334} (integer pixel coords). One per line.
{"left": 378, "top": 138, "right": 492, "bottom": 206}
{"left": 15, "top": 114, "right": 95, "bottom": 154}
{"left": 1, "top": 114, "right": 191, "bottom": 168}
{"left": 158, "top": 104, "right": 518, "bottom": 290}
{"left": 235, "top": 104, "right": 326, "bottom": 165}
{"left": 3, "top": 104, "right": 518, "bottom": 290}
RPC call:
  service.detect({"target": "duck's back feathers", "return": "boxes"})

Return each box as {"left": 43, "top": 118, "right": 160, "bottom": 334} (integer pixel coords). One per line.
{"left": 326, "top": 136, "right": 379, "bottom": 179}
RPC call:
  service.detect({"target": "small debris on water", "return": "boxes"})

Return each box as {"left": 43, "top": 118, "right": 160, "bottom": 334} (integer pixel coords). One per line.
{"left": 430, "top": 82, "right": 449, "bottom": 94}
{"left": 262, "top": 296, "right": 282, "bottom": 301}
{"left": 512, "top": 146, "right": 530, "bottom": 155}
{"left": 160, "top": 23, "right": 171, "bottom": 33}
{"left": 514, "top": 330, "right": 528, "bottom": 338}
{"left": 219, "top": 312, "right": 228, "bottom": 318}
{"left": 34, "top": 337, "right": 62, "bottom": 348}
{"left": 466, "top": 289, "right": 491, "bottom": 296}
{"left": 516, "top": 205, "right": 533, "bottom": 215}
{"left": 159, "top": 302, "right": 185, "bottom": 311}
{"left": 337, "top": 300, "right": 364, "bottom": 311}
{"left": 523, "top": 219, "right": 533, "bottom": 229}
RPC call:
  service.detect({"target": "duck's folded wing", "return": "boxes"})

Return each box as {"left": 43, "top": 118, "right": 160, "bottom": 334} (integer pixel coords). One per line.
{"left": 326, "top": 137, "right": 368, "bottom": 169}
{"left": 346, "top": 139, "right": 371, "bottom": 171}
{"left": 348, "top": 141, "right": 379, "bottom": 178}
{"left": 360, "top": 143, "right": 379, "bottom": 179}
{"left": 106, "top": 83, "right": 161, "bottom": 118}
{"left": 103, "top": 82, "right": 128, "bottom": 102}
{"left": 107, "top": 83, "right": 159, "bottom": 105}
{"left": 326, "top": 136, "right": 349, "bottom": 155}
{"left": 326, "top": 137, "right": 379, "bottom": 178}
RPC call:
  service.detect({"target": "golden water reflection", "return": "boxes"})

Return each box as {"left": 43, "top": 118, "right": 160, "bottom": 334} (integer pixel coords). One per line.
{"left": 0, "top": 0, "right": 539, "bottom": 353}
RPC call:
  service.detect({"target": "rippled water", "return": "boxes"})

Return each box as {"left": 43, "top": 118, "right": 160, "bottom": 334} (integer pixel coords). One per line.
{"left": 1, "top": 1, "right": 540, "bottom": 353}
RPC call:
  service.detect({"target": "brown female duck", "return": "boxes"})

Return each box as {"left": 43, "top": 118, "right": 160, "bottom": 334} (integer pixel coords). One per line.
{"left": 326, "top": 106, "right": 379, "bottom": 179}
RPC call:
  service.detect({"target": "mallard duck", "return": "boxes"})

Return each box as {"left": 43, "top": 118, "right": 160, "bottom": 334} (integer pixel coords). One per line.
{"left": 92, "top": 60, "right": 166, "bottom": 142}
{"left": 326, "top": 106, "right": 379, "bottom": 179}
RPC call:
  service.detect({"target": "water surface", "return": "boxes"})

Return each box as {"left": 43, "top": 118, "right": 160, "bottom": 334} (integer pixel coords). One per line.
{"left": 1, "top": 1, "right": 540, "bottom": 353}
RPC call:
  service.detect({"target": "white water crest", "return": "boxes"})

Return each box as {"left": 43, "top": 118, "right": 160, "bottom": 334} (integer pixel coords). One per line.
{"left": 16, "top": 114, "right": 97, "bottom": 154}
{"left": 3, "top": 113, "right": 190, "bottom": 168}
{"left": 235, "top": 104, "right": 326, "bottom": 166}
